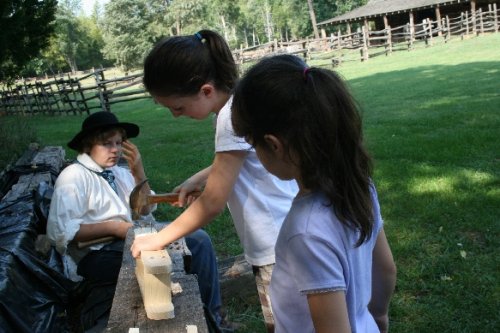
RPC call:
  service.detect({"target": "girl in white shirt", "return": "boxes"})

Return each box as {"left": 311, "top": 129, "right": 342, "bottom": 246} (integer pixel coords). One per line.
{"left": 131, "top": 29, "right": 298, "bottom": 332}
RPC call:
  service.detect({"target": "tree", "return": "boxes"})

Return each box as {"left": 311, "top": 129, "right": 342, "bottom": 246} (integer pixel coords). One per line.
{"left": 76, "top": 16, "right": 110, "bottom": 70}
{"left": 161, "top": 0, "right": 207, "bottom": 36}
{"left": 205, "top": 0, "right": 241, "bottom": 45}
{"left": 101, "top": 0, "right": 152, "bottom": 71}
{"left": 54, "top": 1, "right": 82, "bottom": 72}
{"left": 0, "top": 0, "right": 57, "bottom": 81}
{"left": 307, "top": 0, "right": 320, "bottom": 38}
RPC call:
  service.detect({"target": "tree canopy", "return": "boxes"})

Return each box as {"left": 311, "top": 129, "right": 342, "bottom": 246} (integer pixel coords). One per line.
{"left": 0, "top": 0, "right": 57, "bottom": 81}
{"left": 1, "top": 0, "right": 367, "bottom": 79}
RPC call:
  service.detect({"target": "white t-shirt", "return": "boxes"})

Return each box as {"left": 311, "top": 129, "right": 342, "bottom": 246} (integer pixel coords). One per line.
{"left": 270, "top": 187, "right": 383, "bottom": 332}
{"left": 47, "top": 153, "right": 136, "bottom": 281}
{"left": 215, "top": 97, "right": 298, "bottom": 266}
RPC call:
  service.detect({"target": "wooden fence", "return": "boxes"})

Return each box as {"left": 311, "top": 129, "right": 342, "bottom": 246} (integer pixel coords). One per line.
{"left": 1, "top": 5, "right": 498, "bottom": 116}
{"left": 0, "top": 69, "right": 148, "bottom": 116}
{"left": 233, "top": 4, "right": 499, "bottom": 65}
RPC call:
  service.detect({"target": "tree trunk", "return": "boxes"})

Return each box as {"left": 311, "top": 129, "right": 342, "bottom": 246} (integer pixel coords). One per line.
{"left": 307, "top": 0, "right": 320, "bottom": 39}
{"left": 220, "top": 14, "right": 228, "bottom": 41}
{"left": 264, "top": 0, "right": 273, "bottom": 42}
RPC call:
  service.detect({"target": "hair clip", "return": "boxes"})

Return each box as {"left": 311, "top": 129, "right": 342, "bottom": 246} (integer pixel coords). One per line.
{"left": 194, "top": 32, "right": 205, "bottom": 43}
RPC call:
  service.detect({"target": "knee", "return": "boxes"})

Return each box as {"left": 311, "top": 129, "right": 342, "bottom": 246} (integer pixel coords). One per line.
{"left": 186, "top": 229, "right": 215, "bottom": 252}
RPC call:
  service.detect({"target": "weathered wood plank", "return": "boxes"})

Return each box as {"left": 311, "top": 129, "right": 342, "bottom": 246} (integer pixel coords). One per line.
{"left": 106, "top": 223, "right": 208, "bottom": 333}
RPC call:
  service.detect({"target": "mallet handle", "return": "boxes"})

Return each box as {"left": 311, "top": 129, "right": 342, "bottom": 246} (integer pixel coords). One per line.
{"left": 147, "top": 191, "right": 202, "bottom": 204}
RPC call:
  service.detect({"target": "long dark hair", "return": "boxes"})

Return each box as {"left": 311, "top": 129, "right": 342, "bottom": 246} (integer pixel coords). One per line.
{"left": 232, "top": 54, "right": 374, "bottom": 246}
{"left": 143, "top": 29, "right": 238, "bottom": 97}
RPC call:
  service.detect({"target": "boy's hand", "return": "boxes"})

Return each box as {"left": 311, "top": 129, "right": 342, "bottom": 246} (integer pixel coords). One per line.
{"left": 122, "top": 141, "right": 145, "bottom": 174}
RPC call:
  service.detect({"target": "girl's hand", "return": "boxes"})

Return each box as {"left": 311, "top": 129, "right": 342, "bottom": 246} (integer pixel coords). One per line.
{"left": 130, "top": 233, "right": 165, "bottom": 258}
{"left": 172, "top": 179, "right": 203, "bottom": 207}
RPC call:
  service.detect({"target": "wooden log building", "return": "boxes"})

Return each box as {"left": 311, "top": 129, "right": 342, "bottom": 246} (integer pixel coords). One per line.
{"left": 318, "top": 0, "right": 499, "bottom": 34}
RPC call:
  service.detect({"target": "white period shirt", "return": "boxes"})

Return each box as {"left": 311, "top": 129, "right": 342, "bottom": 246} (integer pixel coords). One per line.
{"left": 46, "top": 153, "right": 136, "bottom": 281}
{"left": 215, "top": 97, "right": 298, "bottom": 266}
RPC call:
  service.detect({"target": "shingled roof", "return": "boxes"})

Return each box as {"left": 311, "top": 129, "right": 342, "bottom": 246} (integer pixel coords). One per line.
{"left": 318, "top": 0, "right": 470, "bottom": 25}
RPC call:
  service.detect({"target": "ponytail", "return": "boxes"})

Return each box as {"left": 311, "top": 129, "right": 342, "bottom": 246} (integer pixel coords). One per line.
{"left": 143, "top": 30, "right": 237, "bottom": 97}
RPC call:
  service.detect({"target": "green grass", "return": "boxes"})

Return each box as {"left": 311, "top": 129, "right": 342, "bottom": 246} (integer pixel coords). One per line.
{"left": 0, "top": 116, "right": 37, "bottom": 168}
{"left": 1, "top": 33, "right": 499, "bottom": 332}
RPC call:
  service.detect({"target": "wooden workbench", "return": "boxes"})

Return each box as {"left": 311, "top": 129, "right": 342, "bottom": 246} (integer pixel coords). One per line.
{"left": 105, "top": 223, "right": 209, "bottom": 332}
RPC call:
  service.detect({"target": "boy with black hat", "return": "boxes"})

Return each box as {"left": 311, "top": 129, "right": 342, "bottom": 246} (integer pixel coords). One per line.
{"left": 47, "top": 112, "right": 223, "bottom": 331}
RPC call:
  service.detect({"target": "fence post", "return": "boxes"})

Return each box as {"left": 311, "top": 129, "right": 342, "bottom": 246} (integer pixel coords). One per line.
{"left": 436, "top": 6, "right": 443, "bottom": 36}
{"left": 21, "top": 81, "right": 33, "bottom": 115}
{"left": 459, "top": 12, "right": 463, "bottom": 38}
{"left": 337, "top": 30, "right": 342, "bottom": 50}
{"left": 465, "top": 11, "right": 470, "bottom": 36}
{"left": 361, "top": 26, "right": 369, "bottom": 61}
{"left": 364, "top": 19, "right": 370, "bottom": 47}
{"left": 441, "top": 17, "right": 446, "bottom": 42}
{"left": 494, "top": 3, "right": 499, "bottom": 33}
{"left": 446, "top": 15, "right": 451, "bottom": 42}
{"left": 95, "top": 69, "right": 110, "bottom": 112}
{"left": 409, "top": 10, "right": 415, "bottom": 44}
{"left": 406, "top": 23, "right": 413, "bottom": 50}
{"left": 347, "top": 23, "right": 353, "bottom": 47}
{"left": 428, "top": 19, "right": 433, "bottom": 46}
{"left": 478, "top": 8, "right": 484, "bottom": 35}
{"left": 386, "top": 26, "right": 392, "bottom": 55}
{"left": 76, "top": 80, "right": 90, "bottom": 115}
{"left": 471, "top": 1, "right": 477, "bottom": 35}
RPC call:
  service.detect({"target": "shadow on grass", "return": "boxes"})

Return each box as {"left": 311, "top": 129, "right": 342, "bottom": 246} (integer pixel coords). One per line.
{"left": 349, "top": 62, "right": 499, "bottom": 332}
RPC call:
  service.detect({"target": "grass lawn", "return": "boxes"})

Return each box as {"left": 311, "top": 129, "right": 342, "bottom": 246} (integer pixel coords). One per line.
{"left": 1, "top": 33, "right": 499, "bottom": 332}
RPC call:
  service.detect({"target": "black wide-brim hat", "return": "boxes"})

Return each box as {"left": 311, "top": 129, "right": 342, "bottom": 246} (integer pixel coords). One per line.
{"left": 68, "top": 111, "right": 139, "bottom": 150}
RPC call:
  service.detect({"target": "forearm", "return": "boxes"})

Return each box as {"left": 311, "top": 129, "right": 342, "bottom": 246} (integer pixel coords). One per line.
{"left": 369, "top": 229, "right": 397, "bottom": 329}
{"left": 131, "top": 151, "right": 245, "bottom": 258}
{"left": 368, "top": 266, "right": 396, "bottom": 317}
{"left": 308, "top": 292, "right": 351, "bottom": 333}
{"left": 74, "top": 220, "right": 132, "bottom": 242}
{"left": 185, "top": 165, "right": 212, "bottom": 188}
{"left": 157, "top": 193, "right": 224, "bottom": 244}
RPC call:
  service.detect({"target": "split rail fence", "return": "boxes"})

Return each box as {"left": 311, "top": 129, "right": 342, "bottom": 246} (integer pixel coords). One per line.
{"left": 1, "top": 5, "right": 498, "bottom": 116}
{"left": 0, "top": 69, "right": 148, "bottom": 116}
{"left": 233, "top": 4, "right": 499, "bottom": 65}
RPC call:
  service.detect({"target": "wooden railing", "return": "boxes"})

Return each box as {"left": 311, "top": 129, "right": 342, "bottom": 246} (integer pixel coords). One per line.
{"left": 234, "top": 5, "right": 499, "bottom": 65}
{"left": 0, "top": 69, "right": 149, "bottom": 116}
{"left": 1, "top": 5, "right": 498, "bottom": 116}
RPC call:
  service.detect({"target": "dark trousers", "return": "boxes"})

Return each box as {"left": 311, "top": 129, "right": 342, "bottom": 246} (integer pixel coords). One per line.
{"left": 185, "top": 229, "right": 222, "bottom": 321}
{"left": 76, "top": 240, "right": 124, "bottom": 330}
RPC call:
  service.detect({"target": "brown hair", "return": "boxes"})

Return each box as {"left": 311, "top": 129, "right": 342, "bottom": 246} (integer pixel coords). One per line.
{"left": 143, "top": 29, "right": 238, "bottom": 97}
{"left": 79, "top": 127, "right": 127, "bottom": 154}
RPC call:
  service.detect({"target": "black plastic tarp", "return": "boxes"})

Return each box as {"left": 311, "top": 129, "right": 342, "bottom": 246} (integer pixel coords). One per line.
{"left": 0, "top": 186, "right": 76, "bottom": 333}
